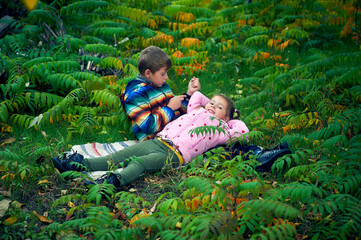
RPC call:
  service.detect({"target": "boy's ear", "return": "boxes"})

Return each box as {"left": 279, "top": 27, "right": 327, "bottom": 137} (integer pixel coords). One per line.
{"left": 144, "top": 69, "right": 152, "bottom": 77}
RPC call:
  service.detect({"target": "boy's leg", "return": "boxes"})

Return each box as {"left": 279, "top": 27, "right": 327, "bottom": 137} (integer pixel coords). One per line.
{"left": 81, "top": 140, "right": 163, "bottom": 171}
{"left": 116, "top": 140, "right": 180, "bottom": 186}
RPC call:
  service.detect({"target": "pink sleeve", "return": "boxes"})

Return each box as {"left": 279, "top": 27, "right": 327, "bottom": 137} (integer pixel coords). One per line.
{"left": 227, "top": 119, "right": 249, "bottom": 139}
{"left": 187, "top": 91, "right": 210, "bottom": 113}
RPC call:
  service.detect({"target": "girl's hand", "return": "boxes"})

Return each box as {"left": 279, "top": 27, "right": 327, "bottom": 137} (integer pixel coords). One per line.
{"left": 187, "top": 77, "right": 201, "bottom": 95}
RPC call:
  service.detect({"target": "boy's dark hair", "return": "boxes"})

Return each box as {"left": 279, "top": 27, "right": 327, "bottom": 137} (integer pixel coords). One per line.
{"left": 137, "top": 46, "right": 172, "bottom": 75}
{"left": 215, "top": 94, "right": 240, "bottom": 120}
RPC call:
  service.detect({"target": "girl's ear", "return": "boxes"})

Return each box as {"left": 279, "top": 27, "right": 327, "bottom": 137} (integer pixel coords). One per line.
{"left": 224, "top": 116, "right": 230, "bottom": 122}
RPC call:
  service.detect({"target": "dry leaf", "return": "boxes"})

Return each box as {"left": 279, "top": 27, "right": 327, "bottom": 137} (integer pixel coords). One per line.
{"left": 22, "top": 0, "right": 40, "bottom": 11}
{"left": 128, "top": 188, "right": 137, "bottom": 192}
{"left": 32, "top": 210, "right": 53, "bottom": 224}
{"left": 3, "top": 216, "right": 17, "bottom": 225}
{"left": 11, "top": 201, "right": 25, "bottom": 209}
{"left": 0, "top": 137, "right": 16, "bottom": 147}
{"left": 0, "top": 199, "right": 11, "bottom": 217}
{"left": 38, "top": 180, "right": 51, "bottom": 185}
{"left": 0, "top": 190, "right": 11, "bottom": 197}
{"left": 68, "top": 201, "right": 75, "bottom": 208}
{"left": 111, "top": 211, "right": 127, "bottom": 220}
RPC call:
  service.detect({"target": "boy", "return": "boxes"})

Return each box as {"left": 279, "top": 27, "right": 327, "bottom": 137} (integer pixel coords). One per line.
{"left": 120, "top": 46, "right": 201, "bottom": 141}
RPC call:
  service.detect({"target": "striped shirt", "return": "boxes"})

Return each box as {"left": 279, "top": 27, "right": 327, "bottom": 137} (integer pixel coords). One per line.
{"left": 121, "top": 75, "right": 187, "bottom": 141}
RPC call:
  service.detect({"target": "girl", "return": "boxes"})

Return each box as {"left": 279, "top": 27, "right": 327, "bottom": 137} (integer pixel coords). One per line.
{"left": 52, "top": 91, "right": 249, "bottom": 187}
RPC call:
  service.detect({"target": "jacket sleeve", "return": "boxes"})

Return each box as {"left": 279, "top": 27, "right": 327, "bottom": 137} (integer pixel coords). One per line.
{"left": 226, "top": 119, "right": 249, "bottom": 140}
{"left": 123, "top": 91, "right": 175, "bottom": 135}
{"left": 187, "top": 91, "right": 210, "bottom": 113}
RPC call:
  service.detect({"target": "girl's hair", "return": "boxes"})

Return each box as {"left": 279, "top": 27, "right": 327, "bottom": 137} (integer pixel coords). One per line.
{"left": 215, "top": 94, "right": 240, "bottom": 120}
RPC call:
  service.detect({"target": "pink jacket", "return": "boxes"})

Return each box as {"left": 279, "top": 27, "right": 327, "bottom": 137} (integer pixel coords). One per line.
{"left": 157, "top": 91, "right": 249, "bottom": 164}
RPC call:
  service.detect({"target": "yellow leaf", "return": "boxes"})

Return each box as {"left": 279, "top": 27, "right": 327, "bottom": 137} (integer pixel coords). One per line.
{"left": 129, "top": 209, "right": 149, "bottom": 225}
{"left": 68, "top": 201, "right": 75, "bottom": 208}
{"left": 1, "top": 173, "right": 15, "bottom": 180}
{"left": 32, "top": 210, "right": 53, "bottom": 223}
{"left": 3, "top": 216, "right": 17, "bottom": 225}
{"left": 0, "top": 137, "right": 16, "bottom": 147}
{"left": 38, "top": 180, "right": 51, "bottom": 185}
{"left": 22, "top": 0, "right": 39, "bottom": 11}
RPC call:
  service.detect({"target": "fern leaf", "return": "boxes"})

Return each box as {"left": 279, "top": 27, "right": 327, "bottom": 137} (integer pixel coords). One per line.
{"left": 82, "top": 44, "right": 120, "bottom": 57}
{"left": 243, "top": 199, "right": 301, "bottom": 219}
{"left": 91, "top": 90, "right": 120, "bottom": 108}
{"left": 60, "top": 0, "right": 108, "bottom": 16}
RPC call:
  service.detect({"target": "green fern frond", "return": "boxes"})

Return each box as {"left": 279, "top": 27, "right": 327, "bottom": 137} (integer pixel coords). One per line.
{"left": 22, "top": 25, "right": 41, "bottom": 37}
{"left": 99, "top": 57, "right": 124, "bottom": 70}
{"left": 243, "top": 199, "right": 301, "bottom": 219}
{"left": 82, "top": 35, "right": 106, "bottom": 44}
{"left": 244, "top": 35, "right": 269, "bottom": 46}
{"left": 285, "top": 27, "right": 309, "bottom": 41}
{"left": 3, "top": 75, "right": 25, "bottom": 96}
{"left": 347, "top": 86, "right": 361, "bottom": 103}
{"left": 60, "top": 0, "right": 108, "bottom": 16}
{"left": 164, "top": 5, "right": 188, "bottom": 19}
{"left": 3, "top": 35, "right": 25, "bottom": 54}
{"left": 10, "top": 114, "right": 34, "bottom": 128}
{"left": 189, "top": 124, "right": 228, "bottom": 138}
{"left": 283, "top": 164, "right": 315, "bottom": 181}
{"left": 87, "top": 182, "right": 115, "bottom": 205}
{"left": 0, "top": 100, "right": 12, "bottom": 122}
{"left": 58, "top": 35, "right": 86, "bottom": 52}
{"left": 183, "top": 211, "right": 235, "bottom": 239}
{"left": 30, "top": 60, "right": 80, "bottom": 78}
{"left": 28, "top": 9, "right": 56, "bottom": 25}
{"left": 308, "top": 109, "right": 361, "bottom": 140}
{"left": 93, "top": 27, "right": 126, "bottom": 39}
{"left": 46, "top": 73, "right": 79, "bottom": 90}
{"left": 280, "top": 182, "right": 325, "bottom": 203}
{"left": 251, "top": 223, "right": 297, "bottom": 240}
{"left": 91, "top": 90, "right": 121, "bottom": 108}
{"left": 114, "top": 5, "right": 148, "bottom": 23}
{"left": 22, "top": 57, "right": 53, "bottom": 70}
{"left": 0, "top": 150, "right": 23, "bottom": 162}
{"left": 82, "top": 44, "right": 120, "bottom": 57}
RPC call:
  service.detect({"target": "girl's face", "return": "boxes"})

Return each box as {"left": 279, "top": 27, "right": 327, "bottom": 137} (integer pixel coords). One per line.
{"left": 205, "top": 96, "right": 230, "bottom": 122}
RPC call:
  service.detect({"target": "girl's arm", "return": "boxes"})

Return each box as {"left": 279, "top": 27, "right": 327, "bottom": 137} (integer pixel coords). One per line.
{"left": 187, "top": 91, "right": 209, "bottom": 113}
{"left": 227, "top": 119, "right": 249, "bottom": 140}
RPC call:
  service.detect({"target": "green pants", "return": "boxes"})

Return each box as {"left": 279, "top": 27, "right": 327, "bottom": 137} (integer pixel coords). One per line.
{"left": 82, "top": 139, "right": 180, "bottom": 186}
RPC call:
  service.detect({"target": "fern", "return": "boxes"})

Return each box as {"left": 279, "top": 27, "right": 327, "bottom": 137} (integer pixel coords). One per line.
{"left": 82, "top": 43, "right": 120, "bottom": 57}
{"left": 46, "top": 73, "right": 79, "bottom": 90}
{"left": 60, "top": 0, "right": 108, "bottom": 16}
{"left": 91, "top": 90, "right": 119, "bottom": 108}
{"left": 242, "top": 199, "right": 301, "bottom": 219}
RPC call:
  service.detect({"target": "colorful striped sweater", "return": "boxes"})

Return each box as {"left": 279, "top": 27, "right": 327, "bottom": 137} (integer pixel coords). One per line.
{"left": 120, "top": 74, "right": 188, "bottom": 141}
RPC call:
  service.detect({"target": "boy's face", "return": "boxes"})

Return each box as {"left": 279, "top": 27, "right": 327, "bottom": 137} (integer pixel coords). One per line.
{"left": 205, "top": 96, "right": 230, "bottom": 122}
{"left": 145, "top": 67, "right": 169, "bottom": 87}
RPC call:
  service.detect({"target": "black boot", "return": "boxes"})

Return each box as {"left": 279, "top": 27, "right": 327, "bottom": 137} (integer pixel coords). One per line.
{"left": 51, "top": 152, "right": 84, "bottom": 173}
{"left": 95, "top": 172, "right": 121, "bottom": 187}
{"left": 255, "top": 144, "right": 291, "bottom": 172}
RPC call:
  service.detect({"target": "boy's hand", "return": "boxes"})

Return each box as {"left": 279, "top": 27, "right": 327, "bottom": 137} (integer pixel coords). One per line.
{"left": 187, "top": 77, "right": 201, "bottom": 95}
{"left": 167, "top": 95, "right": 186, "bottom": 110}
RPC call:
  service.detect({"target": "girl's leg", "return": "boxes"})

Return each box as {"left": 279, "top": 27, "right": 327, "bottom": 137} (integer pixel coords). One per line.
{"left": 116, "top": 140, "right": 180, "bottom": 186}
{"left": 82, "top": 140, "right": 161, "bottom": 171}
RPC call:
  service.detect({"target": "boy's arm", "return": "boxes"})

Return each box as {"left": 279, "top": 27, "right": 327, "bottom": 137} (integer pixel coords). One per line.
{"left": 123, "top": 91, "right": 175, "bottom": 135}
